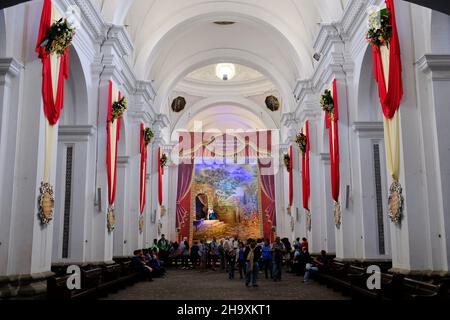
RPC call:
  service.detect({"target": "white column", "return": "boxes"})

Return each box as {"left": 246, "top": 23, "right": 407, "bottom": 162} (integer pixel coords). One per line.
{"left": 52, "top": 126, "right": 94, "bottom": 264}
{"left": 0, "top": 58, "right": 22, "bottom": 276}
{"left": 308, "top": 115, "right": 325, "bottom": 255}
{"left": 352, "top": 122, "right": 391, "bottom": 262}
{"left": 385, "top": 0, "right": 431, "bottom": 274}
{"left": 417, "top": 54, "right": 450, "bottom": 274}
{"left": 113, "top": 156, "right": 131, "bottom": 257}
{"left": 319, "top": 153, "right": 336, "bottom": 255}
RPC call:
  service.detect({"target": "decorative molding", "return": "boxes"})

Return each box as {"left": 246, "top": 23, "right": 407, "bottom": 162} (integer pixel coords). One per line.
{"left": 72, "top": 0, "right": 108, "bottom": 43}
{"left": 0, "top": 58, "right": 23, "bottom": 86}
{"left": 58, "top": 125, "right": 95, "bottom": 142}
{"left": 417, "top": 54, "right": 450, "bottom": 80}
{"left": 352, "top": 121, "right": 384, "bottom": 138}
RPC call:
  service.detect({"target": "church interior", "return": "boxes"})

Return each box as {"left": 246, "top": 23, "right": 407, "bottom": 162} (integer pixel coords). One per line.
{"left": 1, "top": 0, "right": 450, "bottom": 302}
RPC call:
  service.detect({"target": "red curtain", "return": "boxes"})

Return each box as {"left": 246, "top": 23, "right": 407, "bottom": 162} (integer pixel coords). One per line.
{"left": 326, "top": 80, "right": 340, "bottom": 202}
{"left": 257, "top": 131, "right": 276, "bottom": 242}
{"left": 140, "top": 123, "right": 147, "bottom": 214}
{"left": 36, "top": 0, "right": 70, "bottom": 125}
{"left": 372, "top": 0, "right": 403, "bottom": 119}
{"left": 302, "top": 121, "right": 311, "bottom": 211}
{"left": 289, "top": 145, "right": 293, "bottom": 208}
{"left": 106, "top": 81, "right": 122, "bottom": 207}
{"left": 158, "top": 147, "right": 163, "bottom": 207}
{"left": 176, "top": 133, "right": 195, "bottom": 242}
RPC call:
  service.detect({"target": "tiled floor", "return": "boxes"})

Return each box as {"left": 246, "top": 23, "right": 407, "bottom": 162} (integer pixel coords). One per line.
{"left": 104, "top": 268, "right": 349, "bottom": 300}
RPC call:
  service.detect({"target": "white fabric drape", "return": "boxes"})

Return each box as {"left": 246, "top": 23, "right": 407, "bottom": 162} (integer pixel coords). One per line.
{"left": 381, "top": 45, "right": 400, "bottom": 182}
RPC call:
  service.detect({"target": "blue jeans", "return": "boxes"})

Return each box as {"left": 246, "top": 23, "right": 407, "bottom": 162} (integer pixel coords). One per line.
{"left": 304, "top": 263, "right": 319, "bottom": 282}
{"left": 272, "top": 260, "right": 282, "bottom": 280}
{"left": 246, "top": 262, "right": 259, "bottom": 285}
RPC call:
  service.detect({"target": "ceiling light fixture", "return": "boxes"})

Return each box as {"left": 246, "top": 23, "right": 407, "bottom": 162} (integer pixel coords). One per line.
{"left": 215, "top": 63, "right": 236, "bottom": 81}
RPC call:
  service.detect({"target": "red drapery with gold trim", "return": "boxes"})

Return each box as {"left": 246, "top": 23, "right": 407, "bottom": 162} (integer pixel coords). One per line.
{"left": 140, "top": 123, "right": 148, "bottom": 214}
{"left": 158, "top": 147, "right": 163, "bottom": 207}
{"left": 302, "top": 121, "right": 311, "bottom": 211}
{"left": 106, "top": 81, "right": 122, "bottom": 207}
{"left": 372, "top": 0, "right": 403, "bottom": 119}
{"left": 326, "top": 80, "right": 340, "bottom": 202}
{"left": 289, "top": 145, "right": 293, "bottom": 208}
{"left": 36, "top": 0, "right": 69, "bottom": 125}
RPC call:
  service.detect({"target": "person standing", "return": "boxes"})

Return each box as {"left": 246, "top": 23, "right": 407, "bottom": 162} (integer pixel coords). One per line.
{"left": 190, "top": 241, "right": 200, "bottom": 268}
{"left": 261, "top": 239, "right": 273, "bottom": 279}
{"left": 180, "top": 239, "right": 190, "bottom": 270}
{"left": 157, "top": 234, "right": 170, "bottom": 265}
{"left": 209, "top": 237, "right": 219, "bottom": 271}
{"left": 227, "top": 247, "right": 237, "bottom": 280}
{"left": 272, "top": 237, "right": 286, "bottom": 282}
{"left": 198, "top": 239, "right": 207, "bottom": 272}
{"left": 238, "top": 242, "right": 246, "bottom": 279}
{"left": 244, "top": 240, "right": 261, "bottom": 287}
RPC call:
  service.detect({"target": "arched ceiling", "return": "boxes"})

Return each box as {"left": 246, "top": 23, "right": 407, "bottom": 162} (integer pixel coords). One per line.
{"left": 92, "top": 0, "right": 349, "bottom": 131}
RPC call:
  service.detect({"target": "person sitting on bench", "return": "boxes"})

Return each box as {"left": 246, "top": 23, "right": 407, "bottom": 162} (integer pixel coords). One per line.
{"left": 304, "top": 250, "right": 328, "bottom": 283}
{"left": 132, "top": 250, "right": 153, "bottom": 282}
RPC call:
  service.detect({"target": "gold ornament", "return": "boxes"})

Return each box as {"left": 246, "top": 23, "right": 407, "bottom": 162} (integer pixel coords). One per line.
{"left": 388, "top": 181, "right": 404, "bottom": 224}
{"left": 38, "top": 182, "right": 54, "bottom": 225}
{"left": 107, "top": 207, "right": 116, "bottom": 232}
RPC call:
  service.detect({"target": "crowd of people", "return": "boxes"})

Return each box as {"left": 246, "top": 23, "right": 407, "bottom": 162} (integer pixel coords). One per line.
{"left": 132, "top": 234, "right": 330, "bottom": 287}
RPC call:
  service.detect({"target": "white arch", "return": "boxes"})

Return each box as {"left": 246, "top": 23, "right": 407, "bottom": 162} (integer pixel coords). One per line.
{"left": 173, "top": 96, "right": 279, "bottom": 134}
{"left": 132, "top": 2, "right": 312, "bottom": 79}
{"left": 154, "top": 48, "right": 296, "bottom": 115}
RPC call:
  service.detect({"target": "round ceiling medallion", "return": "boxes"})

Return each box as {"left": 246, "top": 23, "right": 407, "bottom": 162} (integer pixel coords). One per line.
{"left": 171, "top": 96, "right": 186, "bottom": 113}
{"left": 265, "top": 95, "right": 280, "bottom": 111}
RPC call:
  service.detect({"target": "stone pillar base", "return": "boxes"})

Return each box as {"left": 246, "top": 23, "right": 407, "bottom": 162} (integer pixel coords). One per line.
{"left": 0, "top": 271, "right": 54, "bottom": 300}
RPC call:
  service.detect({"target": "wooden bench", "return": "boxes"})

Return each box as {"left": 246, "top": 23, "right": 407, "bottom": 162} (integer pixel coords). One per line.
{"left": 47, "top": 267, "right": 102, "bottom": 300}
{"left": 403, "top": 278, "right": 449, "bottom": 301}
{"left": 97, "top": 264, "right": 122, "bottom": 297}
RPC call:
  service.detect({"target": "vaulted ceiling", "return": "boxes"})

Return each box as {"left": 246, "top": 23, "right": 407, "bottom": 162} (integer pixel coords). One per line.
{"left": 91, "top": 0, "right": 350, "bottom": 126}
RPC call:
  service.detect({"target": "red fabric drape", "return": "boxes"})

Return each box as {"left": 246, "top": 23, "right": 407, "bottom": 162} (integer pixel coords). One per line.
{"left": 176, "top": 133, "right": 195, "bottom": 242}
{"left": 372, "top": 0, "right": 403, "bottom": 119}
{"left": 326, "top": 80, "right": 340, "bottom": 202}
{"left": 140, "top": 123, "right": 147, "bottom": 214}
{"left": 36, "top": 0, "right": 70, "bottom": 125}
{"left": 106, "top": 81, "right": 122, "bottom": 206}
{"left": 158, "top": 148, "right": 163, "bottom": 206}
{"left": 302, "top": 121, "right": 311, "bottom": 211}
{"left": 257, "top": 131, "right": 276, "bottom": 242}
{"left": 289, "top": 145, "right": 293, "bottom": 208}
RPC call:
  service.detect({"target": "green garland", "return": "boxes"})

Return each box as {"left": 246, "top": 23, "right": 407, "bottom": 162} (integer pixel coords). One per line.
{"left": 144, "top": 128, "right": 154, "bottom": 146}
{"left": 160, "top": 153, "right": 168, "bottom": 168}
{"left": 296, "top": 133, "right": 308, "bottom": 154}
{"left": 111, "top": 96, "right": 127, "bottom": 123}
{"left": 320, "top": 89, "right": 334, "bottom": 115}
{"left": 284, "top": 153, "right": 291, "bottom": 172}
{"left": 366, "top": 8, "right": 392, "bottom": 48}
{"left": 40, "top": 18, "right": 75, "bottom": 55}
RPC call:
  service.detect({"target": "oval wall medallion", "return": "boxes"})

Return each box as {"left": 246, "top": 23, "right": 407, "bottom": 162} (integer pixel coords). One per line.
{"left": 265, "top": 95, "right": 280, "bottom": 111}
{"left": 171, "top": 96, "right": 186, "bottom": 112}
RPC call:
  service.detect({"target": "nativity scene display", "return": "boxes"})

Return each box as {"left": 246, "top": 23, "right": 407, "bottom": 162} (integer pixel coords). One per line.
{"left": 193, "top": 164, "right": 261, "bottom": 241}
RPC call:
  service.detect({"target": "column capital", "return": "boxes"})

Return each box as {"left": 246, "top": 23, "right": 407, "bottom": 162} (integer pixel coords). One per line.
{"left": 0, "top": 58, "right": 23, "bottom": 85}
{"left": 417, "top": 54, "right": 450, "bottom": 80}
